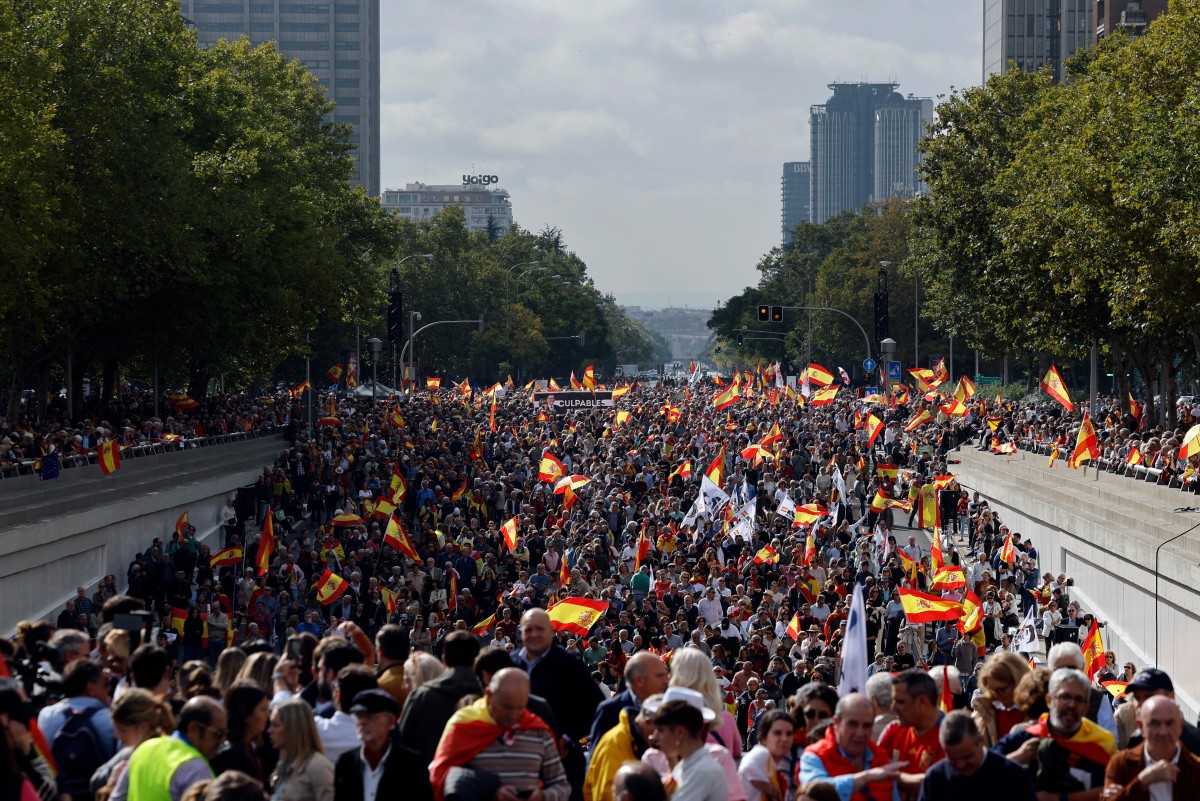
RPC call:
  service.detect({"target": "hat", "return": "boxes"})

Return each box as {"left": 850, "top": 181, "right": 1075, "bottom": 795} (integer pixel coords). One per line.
{"left": 807, "top": 625, "right": 821, "bottom": 633}
{"left": 350, "top": 689, "right": 399, "bottom": 716}
{"left": 1128, "top": 668, "right": 1173, "bottom": 694}
{"left": 640, "top": 686, "right": 716, "bottom": 722}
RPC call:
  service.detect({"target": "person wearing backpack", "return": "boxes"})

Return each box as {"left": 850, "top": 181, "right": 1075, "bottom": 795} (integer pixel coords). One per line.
{"left": 36, "top": 658, "right": 117, "bottom": 801}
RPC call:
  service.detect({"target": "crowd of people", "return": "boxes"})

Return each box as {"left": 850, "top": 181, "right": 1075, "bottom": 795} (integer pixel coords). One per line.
{"left": 3, "top": 368, "right": 1197, "bottom": 801}
{"left": 0, "top": 391, "right": 296, "bottom": 478}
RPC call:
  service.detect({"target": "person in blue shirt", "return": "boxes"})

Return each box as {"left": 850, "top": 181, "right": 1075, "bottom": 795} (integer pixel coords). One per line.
{"left": 36, "top": 657, "right": 118, "bottom": 760}
{"left": 917, "top": 710, "right": 1035, "bottom": 801}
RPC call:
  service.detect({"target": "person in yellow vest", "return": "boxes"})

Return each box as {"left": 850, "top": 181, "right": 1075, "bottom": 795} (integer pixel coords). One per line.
{"left": 583, "top": 695, "right": 657, "bottom": 801}
{"left": 111, "top": 696, "right": 226, "bottom": 801}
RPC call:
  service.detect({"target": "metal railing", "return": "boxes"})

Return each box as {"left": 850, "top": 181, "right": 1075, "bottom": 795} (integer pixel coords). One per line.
{"left": 1009, "top": 437, "right": 1195, "bottom": 491}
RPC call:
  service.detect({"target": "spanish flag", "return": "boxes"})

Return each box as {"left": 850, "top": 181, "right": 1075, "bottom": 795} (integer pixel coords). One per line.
{"left": 390, "top": 470, "right": 408, "bottom": 503}
{"left": 546, "top": 596, "right": 608, "bottom": 635}
{"left": 1181, "top": 424, "right": 1200, "bottom": 460}
{"left": 865, "top": 414, "right": 884, "bottom": 447}
{"left": 897, "top": 548, "right": 919, "bottom": 583}
{"left": 210, "top": 548, "right": 243, "bottom": 568}
{"left": 806, "top": 364, "right": 834, "bottom": 387}
{"left": 704, "top": 445, "right": 726, "bottom": 486}
{"left": 669, "top": 460, "right": 692, "bottom": 481}
{"left": 1082, "top": 619, "right": 1105, "bottom": 680}
{"left": 1069, "top": 415, "right": 1099, "bottom": 468}
{"left": 583, "top": 365, "right": 597, "bottom": 390}
{"left": 500, "top": 517, "right": 520, "bottom": 551}
{"left": 326, "top": 364, "right": 343, "bottom": 383}
{"left": 939, "top": 400, "right": 968, "bottom": 417}
{"left": 489, "top": 394, "right": 497, "bottom": 432}
{"left": 547, "top": 377, "right": 561, "bottom": 391}
{"left": 786, "top": 613, "right": 803, "bottom": 641}
{"left": 426, "top": 377, "right": 441, "bottom": 389}
{"left": 381, "top": 586, "right": 398, "bottom": 617}
{"left": 570, "top": 371, "right": 583, "bottom": 390}
{"left": 292, "top": 379, "right": 311, "bottom": 396}
{"left": 612, "top": 383, "right": 632, "bottom": 399}
{"left": 383, "top": 517, "right": 421, "bottom": 562}
{"left": 904, "top": 410, "right": 932, "bottom": 433}
{"left": 929, "top": 565, "right": 967, "bottom": 592}
{"left": 877, "top": 463, "right": 899, "bottom": 480}
{"left": 167, "top": 392, "right": 199, "bottom": 411}
{"left": 999, "top": 531, "right": 1017, "bottom": 564}
{"left": 1024, "top": 714, "right": 1115, "bottom": 767}
{"left": 1041, "top": 365, "right": 1074, "bottom": 413}
{"left": 754, "top": 545, "right": 780, "bottom": 565}
{"left": 897, "top": 587, "right": 963, "bottom": 622}
{"left": 174, "top": 511, "right": 189, "bottom": 536}
{"left": 615, "top": 410, "right": 631, "bottom": 426}
{"left": 451, "top": 478, "right": 468, "bottom": 503}
{"left": 917, "top": 485, "right": 939, "bottom": 530}
{"left": 809, "top": 387, "right": 839, "bottom": 406}
{"left": 257, "top": 514, "right": 276, "bottom": 576}
{"left": 803, "top": 532, "right": 817, "bottom": 566}
{"left": 953, "top": 375, "right": 976, "bottom": 402}
{"left": 430, "top": 697, "right": 552, "bottom": 801}
{"left": 315, "top": 570, "right": 350, "bottom": 605}
{"left": 1126, "top": 446, "right": 1144, "bottom": 466}
{"left": 933, "top": 357, "right": 950, "bottom": 385}
{"left": 713, "top": 383, "right": 740, "bottom": 410}
{"left": 538, "top": 453, "right": 565, "bottom": 483}
{"left": 472, "top": 612, "right": 497, "bottom": 637}
{"left": 98, "top": 440, "right": 121, "bottom": 476}
{"left": 794, "top": 503, "right": 827, "bottom": 527}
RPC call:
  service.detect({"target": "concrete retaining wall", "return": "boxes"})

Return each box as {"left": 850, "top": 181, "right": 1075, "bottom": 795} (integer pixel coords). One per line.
{"left": 952, "top": 446, "right": 1200, "bottom": 719}
{"left": 0, "top": 435, "right": 287, "bottom": 633}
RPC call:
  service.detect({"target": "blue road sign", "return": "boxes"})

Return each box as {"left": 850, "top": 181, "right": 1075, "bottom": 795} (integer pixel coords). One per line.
{"left": 887, "top": 361, "right": 902, "bottom": 382}
{"left": 864, "top": 386, "right": 880, "bottom": 396}
{"left": 863, "top": 358, "right": 877, "bottom": 373}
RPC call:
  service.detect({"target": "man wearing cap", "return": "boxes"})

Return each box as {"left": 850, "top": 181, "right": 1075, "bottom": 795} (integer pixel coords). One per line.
{"left": 333, "top": 689, "right": 431, "bottom": 801}
{"left": 650, "top": 688, "right": 727, "bottom": 801}
{"left": 430, "top": 668, "right": 568, "bottom": 801}
{"left": 1104, "top": 696, "right": 1200, "bottom": 801}
{"left": 1115, "top": 668, "right": 1200, "bottom": 754}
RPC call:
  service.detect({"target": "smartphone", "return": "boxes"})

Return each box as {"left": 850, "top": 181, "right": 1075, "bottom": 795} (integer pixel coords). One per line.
{"left": 515, "top": 792, "right": 533, "bottom": 799}
{"left": 287, "top": 638, "right": 303, "bottom": 659}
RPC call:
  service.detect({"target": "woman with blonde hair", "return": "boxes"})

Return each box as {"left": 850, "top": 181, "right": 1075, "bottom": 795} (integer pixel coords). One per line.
{"left": 92, "top": 688, "right": 175, "bottom": 801}
{"left": 668, "top": 647, "right": 743, "bottom": 758}
{"left": 237, "top": 651, "right": 279, "bottom": 694}
{"left": 214, "top": 648, "right": 247, "bottom": 695}
{"left": 404, "top": 651, "right": 444, "bottom": 695}
{"left": 970, "top": 651, "right": 1032, "bottom": 746}
{"left": 267, "top": 699, "right": 333, "bottom": 801}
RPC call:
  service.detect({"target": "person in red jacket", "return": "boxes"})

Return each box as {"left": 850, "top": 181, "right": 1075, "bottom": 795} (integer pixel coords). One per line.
{"left": 797, "top": 693, "right": 904, "bottom": 800}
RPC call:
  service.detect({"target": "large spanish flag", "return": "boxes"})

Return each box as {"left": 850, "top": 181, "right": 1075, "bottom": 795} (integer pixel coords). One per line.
{"left": 315, "top": 570, "right": 350, "bottom": 605}
{"left": 713, "top": 383, "right": 740, "bottom": 410}
{"left": 917, "top": 485, "right": 939, "bottom": 530}
{"left": 390, "top": 470, "right": 408, "bottom": 503}
{"left": 1041, "top": 365, "right": 1074, "bottom": 412}
{"left": 546, "top": 596, "right": 608, "bottom": 635}
{"left": 753, "top": 545, "right": 780, "bottom": 565}
{"left": 877, "top": 463, "right": 899, "bottom": 480}
{"left": 426, "top": 377, "right": 441, "bottom": 389}
{"left": 98, "top": 441, "right": 121, "bottom": 476}
{"left": 612, "top": 383, "right": 632, "bottom": 399}
{"left": 472, "top": 612, "right": 496, "bottom": 637}
{"left": 257, "top": 514, "right": 275, "bottom": 576}
{"left": 953, "top": 375, "right": 976, "bottom": 402}
{"left": 897, "top": 587, "right": 964, "bottom": 622}
{"left": 583, "top": 365, "right": 597, "bottom": 390}
{"left": 1179, "top": 424, "right": 1200, "bottom": 460}
{"left": 998, "top": 531, "right": 1017, "bottom": 564}
{"left": 669, "top": 460, "right": 692, "bottom": 481}
{"left": 1082, "top": 619, "right": 1105, "bottom": 680}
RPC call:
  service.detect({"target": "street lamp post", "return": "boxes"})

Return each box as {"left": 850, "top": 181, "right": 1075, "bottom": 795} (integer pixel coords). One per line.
{"left": 366, "top": 337, "right": 382, "bottom": 405}
{"left": 504, "top": 260, "right": 541, "bottom": 340}
{"left": 406, "top": 311, "right": 422, "bottom": 393}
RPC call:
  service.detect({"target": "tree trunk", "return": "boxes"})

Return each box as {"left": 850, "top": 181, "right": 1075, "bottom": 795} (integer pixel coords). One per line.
{"left": 100, "top": 357, "right": 118, "bottom": 412}
{"left": 188, "top": 367, "right": 211, "bottom": 401}
{"left": 35, "top": 363, "right": 50, "bottom": 425}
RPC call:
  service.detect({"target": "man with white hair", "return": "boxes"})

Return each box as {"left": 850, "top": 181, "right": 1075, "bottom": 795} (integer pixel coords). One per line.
{"left": 993, "top": 668, "right": 1116, "bottom": 797}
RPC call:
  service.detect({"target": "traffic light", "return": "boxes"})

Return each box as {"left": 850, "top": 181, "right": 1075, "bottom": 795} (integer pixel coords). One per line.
{"left": 386, "top": 290, "right": 403, "bottom": 343}
{"left": 758, "top": 305, "right": 770, "bottom": 322}
{"left": 770, "top": 306, "right": 783, "bottom": 322}
{"left": 736, "top": 332, "right": 744, "bottom": 346}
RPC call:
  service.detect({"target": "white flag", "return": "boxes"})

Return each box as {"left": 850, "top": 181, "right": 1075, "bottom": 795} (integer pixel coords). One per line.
{"left": 839, "top": 582, "right": 869, "bottom": 697}
{"left": 832, "top": 465, "right": 847, "bottom": 504}
{"left": 775, "top": 494, "right": 798, "bottom": 520}
{"left": 1015, "top": 604, "right": 1040, "bottom": 654}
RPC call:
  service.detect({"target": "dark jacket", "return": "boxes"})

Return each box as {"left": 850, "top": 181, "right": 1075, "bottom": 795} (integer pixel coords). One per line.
{"left": 1104, "top": 742, "right": 1200, "bottom": 801}
{"left": 333, "top": 740, "right": 432, "bottom": 801}
{"left": 589, "top": 688, "right": 637, "bottom": 747}
{"left": 514, "top": 644, "right": 603, "bottom": 744}
{"left": 397, "top": 666, "right": 481, "bottom": 764}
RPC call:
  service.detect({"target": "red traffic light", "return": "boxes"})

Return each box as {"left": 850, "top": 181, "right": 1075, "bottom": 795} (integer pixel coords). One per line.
{"left": 771, "top": 306, "right": 783, "bottom": 322}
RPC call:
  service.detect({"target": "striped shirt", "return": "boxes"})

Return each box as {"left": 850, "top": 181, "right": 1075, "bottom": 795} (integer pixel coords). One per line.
{"left": 466, "top": 728, "right": 569, "bottom": 801}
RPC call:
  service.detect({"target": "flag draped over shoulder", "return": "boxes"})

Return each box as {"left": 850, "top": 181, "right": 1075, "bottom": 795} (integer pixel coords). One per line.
{"left": 429, "top": 697, "right": 552, "bottom": 801}
{"left": 1024, "top": 714, "right": 1115, "bottom": 767}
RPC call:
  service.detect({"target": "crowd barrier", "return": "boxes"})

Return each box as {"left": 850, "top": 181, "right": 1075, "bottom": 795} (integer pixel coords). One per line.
{"left": 0, "top": 426, "right": 280, "bottom": 480}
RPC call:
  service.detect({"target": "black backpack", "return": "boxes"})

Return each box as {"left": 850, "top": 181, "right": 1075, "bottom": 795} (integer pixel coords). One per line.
{"left": 50, "top": 706, "right": 105, "bottom": 801}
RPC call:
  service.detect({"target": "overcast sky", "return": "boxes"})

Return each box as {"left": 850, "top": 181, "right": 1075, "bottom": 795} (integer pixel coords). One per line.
{"left": 379, "top": 1, "right": 981, "bottom": 310}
